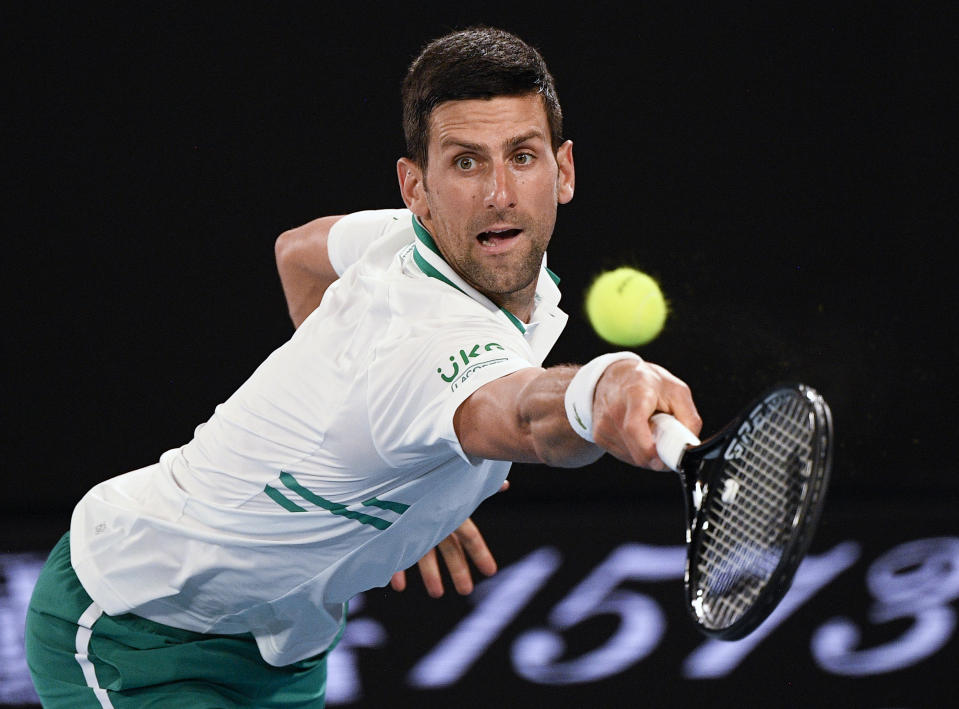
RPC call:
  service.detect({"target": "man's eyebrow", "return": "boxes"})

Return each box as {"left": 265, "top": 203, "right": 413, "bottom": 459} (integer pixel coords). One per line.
{"left": 439, "top": 130, "right": 548, "bottom": 154}
{"left": 505, "top": 130, "right": 547, "bottom": 150}
{"left": 439, "top": 138, "right": 485, "bottom": 153}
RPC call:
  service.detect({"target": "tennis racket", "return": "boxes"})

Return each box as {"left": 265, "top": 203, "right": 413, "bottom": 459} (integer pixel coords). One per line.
{"left": 651, "top": 382, "right": 833, "bottom": 640}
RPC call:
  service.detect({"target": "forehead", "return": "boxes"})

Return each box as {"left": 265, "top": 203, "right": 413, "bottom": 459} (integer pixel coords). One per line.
{"left": 427, "top": 94, "right": 550, "bottom": 151}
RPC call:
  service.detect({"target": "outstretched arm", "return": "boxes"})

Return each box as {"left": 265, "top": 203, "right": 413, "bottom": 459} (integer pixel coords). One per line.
{"left": 403, "top": 356, "right": 698, "bottom": 597}
{"left": 456, "top": 355, "right": 701, "bottom": 470}
{"left": 274, "top": 215, "right": 344, "bottom": 328}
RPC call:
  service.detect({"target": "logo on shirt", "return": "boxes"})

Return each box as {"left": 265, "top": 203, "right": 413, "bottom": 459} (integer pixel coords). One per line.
{"left": 437, "top": 342, "right": 507, "bottom": 387}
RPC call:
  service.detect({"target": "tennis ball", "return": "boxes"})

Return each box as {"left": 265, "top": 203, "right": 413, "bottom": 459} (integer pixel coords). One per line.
{"left": 585, "top": 267, "right": 668, "bottom": 346}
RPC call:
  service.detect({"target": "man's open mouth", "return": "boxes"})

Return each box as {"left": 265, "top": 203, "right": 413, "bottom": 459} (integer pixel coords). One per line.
{"left": 477, "top": 228, "right": 522, "bottom": 246}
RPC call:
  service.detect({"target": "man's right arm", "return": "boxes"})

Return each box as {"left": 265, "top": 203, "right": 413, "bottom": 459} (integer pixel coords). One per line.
{"left": 454, "top": 358, "right": 702, "bottom": 471}
{"left": 275, "top": 215, "right": 345, "bottom": 328}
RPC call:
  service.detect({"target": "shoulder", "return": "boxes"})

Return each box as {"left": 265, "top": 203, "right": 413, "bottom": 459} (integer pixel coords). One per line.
{"left": 329, "top": 208, "right": 412, "bottom": 240}
{"left": 328, "top": 209, "right": 413, "bottom": 276}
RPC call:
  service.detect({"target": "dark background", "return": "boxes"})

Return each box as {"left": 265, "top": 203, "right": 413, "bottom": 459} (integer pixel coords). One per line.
{"left": 2, "top": 2, "right": 956, "bottom": 707}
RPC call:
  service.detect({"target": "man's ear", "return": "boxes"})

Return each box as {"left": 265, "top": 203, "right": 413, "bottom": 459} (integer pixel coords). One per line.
{"left": 555, "top": 140, "right": 575, "bottom": 205}
{"left": 397, "top": 158, "right": 429, "bottom": 218}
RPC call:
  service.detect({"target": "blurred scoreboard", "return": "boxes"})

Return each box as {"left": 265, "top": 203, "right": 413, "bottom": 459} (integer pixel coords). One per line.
{"left": 3, "top": 496, "right": 956, "bottom": 708}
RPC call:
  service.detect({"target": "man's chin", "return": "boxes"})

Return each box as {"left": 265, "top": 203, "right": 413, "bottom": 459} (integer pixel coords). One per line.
{"left": 469, "top": 264, "right": 541, "bottom": 299}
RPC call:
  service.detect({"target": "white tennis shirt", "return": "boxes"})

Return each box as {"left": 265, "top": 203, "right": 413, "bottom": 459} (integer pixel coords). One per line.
{"left": 70, "top": 209, "right": 568, "bottom": 666}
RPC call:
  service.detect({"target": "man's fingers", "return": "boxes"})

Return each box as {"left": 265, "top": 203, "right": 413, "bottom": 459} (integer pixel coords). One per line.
{"left": 437, "top": 534, "right": 475, "bottom": 595}
{"left": 416, "top": 549, "right": 445, "bottom": 598}
{"left": 648, "top": 363, "right": 702, "bottom": 437}
{"left": 622, "top": 413, "right": 660, "bottom": 469}
{"left": 593, "top": 360, "right": 701, "bottom": 469}
{"left": 390, "top": 570, "right": 407, "bottom": 592}
{"left": 400, "top": 518, "right": 500, "bottom": 598}
{"left": 453, "top": 518, "right": 497, "bottom": 577}
{"left": 667, "top": 395, "right": 702, "bottom": 439}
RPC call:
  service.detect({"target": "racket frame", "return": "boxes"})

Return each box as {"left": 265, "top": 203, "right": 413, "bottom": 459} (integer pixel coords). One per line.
{"left": 676, "top": 382, "right": 833, "bottom": 639}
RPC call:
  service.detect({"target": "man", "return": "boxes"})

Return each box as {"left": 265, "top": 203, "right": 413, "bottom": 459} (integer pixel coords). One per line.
{"left": 26, "top": 26, "right": 701, "bottom": 707}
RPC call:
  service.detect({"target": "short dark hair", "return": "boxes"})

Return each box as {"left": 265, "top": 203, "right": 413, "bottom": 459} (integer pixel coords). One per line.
{"left": 401, "top": 26, "right": 564, "bottom": 167}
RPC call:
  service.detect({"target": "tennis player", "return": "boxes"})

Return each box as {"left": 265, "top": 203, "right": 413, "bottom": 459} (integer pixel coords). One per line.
{"left": 25, "top": 26, "right": 701, "bottom": 707}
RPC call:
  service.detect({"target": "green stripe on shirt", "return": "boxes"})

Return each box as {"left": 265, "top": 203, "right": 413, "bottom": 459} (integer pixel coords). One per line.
{"left": 279, "top": 473, "right": 390, "bottom": 530}
{"left": 264, "top": 484, "right": 307, "bottom": 512}
{"left": 267, "top": 473, "right": 413, "bottom": 531}
{"left": 362, "top": 497, "right": 411, "bottom": 514}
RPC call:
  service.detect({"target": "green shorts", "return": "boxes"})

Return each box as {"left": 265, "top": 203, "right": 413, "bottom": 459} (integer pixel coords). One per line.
{"left": 25, "top": 533, "right": 328, "bottom": 708}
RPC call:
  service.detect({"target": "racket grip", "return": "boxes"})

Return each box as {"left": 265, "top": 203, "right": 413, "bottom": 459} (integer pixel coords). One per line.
{"left": 651, "top": 413, "right": 701, "bottom": 471}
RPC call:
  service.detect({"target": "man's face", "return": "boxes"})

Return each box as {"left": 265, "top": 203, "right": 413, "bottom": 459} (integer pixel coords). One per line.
{"left": 399, "top": 94, "right": 574, "bottom": 320}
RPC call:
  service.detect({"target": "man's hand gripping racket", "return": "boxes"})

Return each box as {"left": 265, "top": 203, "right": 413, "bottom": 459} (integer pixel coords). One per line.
{"left": 651, "top": 383, "right": 833, "bottom": 640}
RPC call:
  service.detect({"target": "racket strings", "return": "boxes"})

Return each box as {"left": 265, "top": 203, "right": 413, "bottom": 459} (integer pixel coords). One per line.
{"left": 692, "top": 393, "right": 814, "bottom": 629}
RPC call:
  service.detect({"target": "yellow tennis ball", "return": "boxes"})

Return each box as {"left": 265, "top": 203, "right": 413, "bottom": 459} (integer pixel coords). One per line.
{"left": 585, "top": 267, "right": 668, "bottom": 346}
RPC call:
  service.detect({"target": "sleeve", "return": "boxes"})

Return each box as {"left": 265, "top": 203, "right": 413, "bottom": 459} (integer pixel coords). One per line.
{"left": 327, "top": 209, "right": 411, "bottom": 276}
{"left": 367, "top": 318, "right": 536, "bottom": 467}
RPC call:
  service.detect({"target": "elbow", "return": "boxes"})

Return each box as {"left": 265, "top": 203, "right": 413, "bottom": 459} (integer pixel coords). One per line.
{"left": 274, "top": 229, "right": 296, "bottom": 273}
{"left": 274, "top": 229, "right": 310, "bottom": 327}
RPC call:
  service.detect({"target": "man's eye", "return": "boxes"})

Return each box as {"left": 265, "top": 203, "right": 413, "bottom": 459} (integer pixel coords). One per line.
{"left": 456, "top": 157, "right": 475, "bottom": 170}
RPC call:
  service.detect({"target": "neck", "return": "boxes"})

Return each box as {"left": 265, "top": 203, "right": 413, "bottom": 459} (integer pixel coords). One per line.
{"left": 487, "top": 287, "right": 536, "bottom": 324}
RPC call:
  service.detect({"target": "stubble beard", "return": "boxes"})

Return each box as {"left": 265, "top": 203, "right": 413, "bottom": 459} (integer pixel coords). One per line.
{"left": 460, "top": 206, "right": 553, "bottom": 297}
{"left": 458, "top": 238, "right": 546, "bottom": 297}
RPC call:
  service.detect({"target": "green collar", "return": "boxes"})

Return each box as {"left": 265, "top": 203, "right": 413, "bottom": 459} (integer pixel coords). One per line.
{"left": 411, "top": 216, "right": 541, "bottom": 334}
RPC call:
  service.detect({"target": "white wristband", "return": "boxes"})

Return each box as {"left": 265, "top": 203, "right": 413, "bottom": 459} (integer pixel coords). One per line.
{"left": 565, "top": 352, "right": 642, "bottom": 442}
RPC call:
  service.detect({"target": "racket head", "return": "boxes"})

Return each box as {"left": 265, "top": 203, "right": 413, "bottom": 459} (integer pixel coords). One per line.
{"left": 679, "top": 382, "right": 833, "bottom": 639}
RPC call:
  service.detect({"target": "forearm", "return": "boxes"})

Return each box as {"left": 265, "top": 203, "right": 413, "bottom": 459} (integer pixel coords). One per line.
{"left": 455, "top": 357, "right": 701, "bottom": 470}
{"left": 518, "top": 366, "right": 606, "bottom": 467}
{"left": 455, "top": 366, "right": 604, "bottom": 467}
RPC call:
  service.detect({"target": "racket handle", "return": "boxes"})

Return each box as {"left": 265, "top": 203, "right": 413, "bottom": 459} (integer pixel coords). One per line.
{"left": 651, "top": 413, "right": 701, "bottom": 471}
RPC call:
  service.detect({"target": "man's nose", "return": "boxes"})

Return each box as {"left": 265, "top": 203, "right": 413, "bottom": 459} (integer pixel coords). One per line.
{"left": 485, "top": 162, "right": 517, "bottom": 210}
